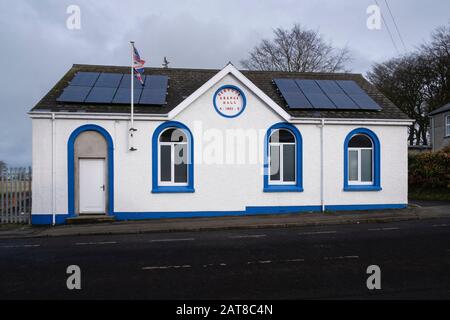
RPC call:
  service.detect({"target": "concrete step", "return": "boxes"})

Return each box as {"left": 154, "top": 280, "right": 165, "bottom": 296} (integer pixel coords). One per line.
{"left": 66, "top": 215, "right": 115, "bottom": 225}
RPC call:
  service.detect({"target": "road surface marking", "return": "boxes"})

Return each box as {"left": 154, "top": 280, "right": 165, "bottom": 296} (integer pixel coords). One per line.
{"left": 228, "top": 234, "right": 266, "bottom": 239}
{"left": 148, "top": 238, "right": 195, "bottom": 243}
{"left": 299, "top": 230, "right": 337, "bottom": 235}
{"left": 75, "top": 241, "right": 117, "bottom": 246}
{"left": 368, "top": 227, "right": 399, "bottom": 231}
{"left": 203, "top": 263, "right": 227, "bottom": 268}
{"left": 142, "top": 265, "right": 191, "bottom": 270}
{"left": 284, "top": 258, "right": 305, "bottom": 262}
{"left": 0, "top": 244, "right": 40, "bottom": 248}
{"left": 323, "top": 255, "right": 359, "bottom": 260}
{"left": 432, "top": 224, "right": 449, "bottom": 227}
{"left": 247, "top": 260, "right": 272, "bottom": 264}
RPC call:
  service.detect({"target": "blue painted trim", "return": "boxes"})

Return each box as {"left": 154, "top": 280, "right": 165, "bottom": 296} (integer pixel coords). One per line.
{"left": 115, "top": 211, "right": 246, "bottom": 220}
{"left": 343, "top": 127, "right": 381, "bottom": 192}
{"left": 31, "top": 203, "right": 407, "bottom": 224}
{"left": 246, "top": 205, "right": 321, "bottom": 214}
{"left": 325, "top": 204, "right": 407, "bottom": 211}
{"left": 152, "top": 186, "right": 195, "bottom": 193}
{"left": 67, "top": 124, "right": 114, "bottom": 217}
{"left": 213, "top": 85, "right": 247, "bottom": 118}
{"left": 343, "top": 186, "right": 382, "bottom": 192}
{"left": 263, "top": 186, "right": 304, "bottom": 192}
{"left": 151, "top": 121, "right": 194, "bottom": 193}
{"left": 263, "top": 122, "right": 303, "bottom": 192}
{"left": 31, "top": 214, "right": 67, "bottom": 225}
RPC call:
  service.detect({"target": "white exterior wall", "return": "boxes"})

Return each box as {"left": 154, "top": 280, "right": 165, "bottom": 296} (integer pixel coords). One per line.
{"left": 323, "top": 125, "right": 408, "bottom": 206}
{"left": 31, "top": 73, "right": 409, "bottom": 220}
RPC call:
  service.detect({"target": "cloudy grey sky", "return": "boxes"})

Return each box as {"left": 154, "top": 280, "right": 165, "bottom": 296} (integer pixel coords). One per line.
{"left": 0, "top": 0, "right": 449, "bottom": 166}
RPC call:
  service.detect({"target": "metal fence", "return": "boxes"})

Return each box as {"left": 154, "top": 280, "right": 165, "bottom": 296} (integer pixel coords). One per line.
{"left": 0, "top": 167, "right": 32, "bottom": 224}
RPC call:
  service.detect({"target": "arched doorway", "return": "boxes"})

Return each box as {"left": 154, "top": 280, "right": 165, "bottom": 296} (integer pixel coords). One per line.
{"left": 68, "top": 125, "right": 114, "bottom": 217}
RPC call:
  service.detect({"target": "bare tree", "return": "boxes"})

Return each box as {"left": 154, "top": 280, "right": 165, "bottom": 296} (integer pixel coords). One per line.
{"left": 241, "top": 24, "right": 352, "bottom": 72}
{"left": 367, "top": 24, "right": 450, "bottom": 146}
{"left": 367, "top": 54, "right": 428, "bottom": 145}
{"left": 420, "top": 25, "right": 450, "bottom": 111}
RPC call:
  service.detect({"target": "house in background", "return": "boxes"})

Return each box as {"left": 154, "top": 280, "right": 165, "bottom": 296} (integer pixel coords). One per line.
{"left": 29, "top": 63, "right": 413, "bottom": 225}
{"left": 429, "top": 102, "right": 450, "bottom": 151}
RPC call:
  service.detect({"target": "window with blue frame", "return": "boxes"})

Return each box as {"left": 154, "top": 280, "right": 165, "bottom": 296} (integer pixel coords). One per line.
{"left": 152, "top": 121, "right": 194, "bottom": 193}
{"left": 344, "top": 128, "right": 381, "bottom": 191}
{"left": 264, "top": 123, "right": 303, "bottom": 192}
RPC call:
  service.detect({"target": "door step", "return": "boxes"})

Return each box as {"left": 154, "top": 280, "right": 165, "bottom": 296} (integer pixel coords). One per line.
{"left": 66, "top": 215, "right": 115, "bottom": 225}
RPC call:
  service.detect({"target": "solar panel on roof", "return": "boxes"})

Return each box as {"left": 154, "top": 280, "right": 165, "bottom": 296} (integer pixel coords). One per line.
{"left": 273, "top": 78, "right": 382, "bottom": 111}
{"left": 335, "top": 80, "right": 366, "bottom": 94}
{"left": 274, "top": 79, "right": 299, "bottom": 92}
{"left": 336, "top": 80, "right": 381, "bottom": 110}
{"left": 139, "top": 89, "right": 167, "bottom": 105}
{"left": 56, "top": 86, "right": 91, "bottom": 102}
{"left": 95, "top": 73, "right": 123, "bottom": 88}
{"left": 119, "top": 75, "right": 146, "bottom": 88}
{"left": 112, "top": 88, "right": 142, "bottom": 104}
{"left": 295, "top": 79, "right": 336, "bottom": 109}
{"left": 57, "top": 71, "right": 169, "bottom": 106}
{"left": 70, "top": 72, "right": 100, "bottom": 86}
{"left": 145, "top": 75, "right": 169, "bottom": 89}
{"left": 273, "top": 79, "right": 312, "bottom": 109}
{"left": 316, "top": 80, "right": 359, "bottom": 109}
{"left": 85, "top": 87, "right": 117, "bottom": 103}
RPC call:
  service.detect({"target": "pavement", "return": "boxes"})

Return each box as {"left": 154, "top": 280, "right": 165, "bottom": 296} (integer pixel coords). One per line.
{"left": 1, "top": 217, "right": 450, "bottom": 299}
{"left": 0, "top": 201, "right": 449, "bottom": 239}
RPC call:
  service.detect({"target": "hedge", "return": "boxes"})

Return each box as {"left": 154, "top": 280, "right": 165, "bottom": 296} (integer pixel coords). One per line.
{"left": 408, "top": 146, "right": 450, "bottom": 193}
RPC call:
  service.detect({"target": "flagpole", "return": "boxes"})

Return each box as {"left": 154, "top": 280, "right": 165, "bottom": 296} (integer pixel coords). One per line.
{"left": 129, "top": 40, "right": 136, "bottom": 151}
{"left": 130, "top": 40, "right": 134, "bottom": 132}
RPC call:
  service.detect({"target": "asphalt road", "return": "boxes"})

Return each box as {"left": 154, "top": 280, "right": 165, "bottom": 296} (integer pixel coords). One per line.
{"left": 1, "top": 218, "right": 450, "bottom": 299}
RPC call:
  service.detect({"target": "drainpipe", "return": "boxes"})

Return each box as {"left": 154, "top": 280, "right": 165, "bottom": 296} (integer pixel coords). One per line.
{"left": 320, "top": 118, "right": 325, "bottom": 212}
{"left": 51, "top": 112, "right": 56, "bottom": 226}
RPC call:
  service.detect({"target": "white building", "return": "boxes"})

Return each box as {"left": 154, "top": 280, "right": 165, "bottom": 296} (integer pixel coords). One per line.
{"left": 29, "top": 63, "right": 412, "bottom": 225}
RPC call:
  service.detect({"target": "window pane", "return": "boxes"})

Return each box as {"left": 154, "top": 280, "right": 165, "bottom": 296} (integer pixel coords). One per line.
{"left": 349, "top": 134, "right": 372, "bottom": 148}
{"left": 269, "top": 144, "right": 280, "bottom": 181}
{"left": 447, "top": 117, "right": 450, "bottom": 135}
{"left": 349, "top": 150, "right": 358, "bottom": 181}
{"left": 160, "top": 145, "right": 171, "bottom": 182}
{"left": 160, "top": 128, "right": 187, "bottom": 142}
{"left": 361, "top": 149, "right": 373, "bottom": 182}
{"left": 269, "top": 129, "right": 295, "bottom": 143}
{"left": 174, "top": 144, "right": 188, "bottom": 183}
{"left": 283, "top": 144, "right": 295, "bottom": 182}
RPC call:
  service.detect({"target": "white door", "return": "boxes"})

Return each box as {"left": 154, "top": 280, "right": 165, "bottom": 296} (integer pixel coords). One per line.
{"left": 79, "top": 158, "right": 106, "bottom": 214}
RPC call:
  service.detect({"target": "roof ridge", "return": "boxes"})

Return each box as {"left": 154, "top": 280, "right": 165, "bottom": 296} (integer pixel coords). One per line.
{"left": 71, "top": 63, "right": 362, "bottom": 77}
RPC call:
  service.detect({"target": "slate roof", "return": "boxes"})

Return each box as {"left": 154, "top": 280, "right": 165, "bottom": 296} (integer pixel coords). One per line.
{"left": 30, "top": 64, "right": 409, "bottom": 120}
{"left": 428, "top": 103, "right": 450, "bottom": 116}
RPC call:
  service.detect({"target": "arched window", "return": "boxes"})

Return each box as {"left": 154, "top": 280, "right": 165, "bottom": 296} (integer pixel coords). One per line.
{"left": 152, "top": 121, "right": 194, "bottom": 193}
{"left": 264, "top": 123, "right": 303, "bottom": 192}
{"left": 344, "top": 128, "right": 381, "bottom": 191}
{"left": 159, "top": 128, "right": 188, "bottom": 185}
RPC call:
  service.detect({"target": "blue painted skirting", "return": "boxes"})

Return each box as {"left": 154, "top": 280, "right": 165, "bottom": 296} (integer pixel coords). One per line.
{"left": 31, "top": 214, "right": 68, "bottom": 225}
{"left": 31, "top": 203, "right": 407, "bottom": 225}
{"left": 324, "top": 204, "right": 407, "bottom": 211}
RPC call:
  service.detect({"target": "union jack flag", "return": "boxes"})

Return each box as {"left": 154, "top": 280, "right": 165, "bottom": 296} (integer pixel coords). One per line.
{"left": 132, "top": 43, "right": 145, "bottom": 85}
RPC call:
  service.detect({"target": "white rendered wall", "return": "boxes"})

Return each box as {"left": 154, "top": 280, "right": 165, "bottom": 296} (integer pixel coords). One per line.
{"left": 31, "top": 74, "right": 408, "bottom": 217}
{"left": 322, "top": 124, "right": 408, "bottom": 206}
